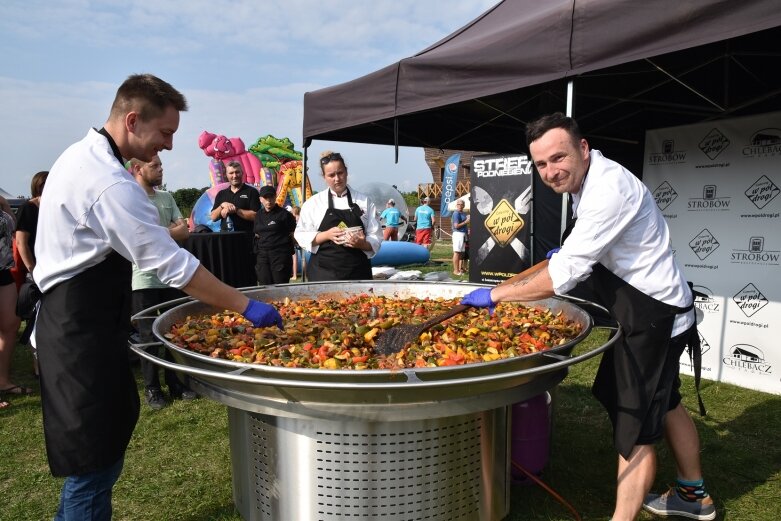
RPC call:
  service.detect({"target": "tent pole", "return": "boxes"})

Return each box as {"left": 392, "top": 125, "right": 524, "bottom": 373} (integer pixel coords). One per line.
{"left": 301, "top": 145, "right": 309, "bottom": 282}
{"left": 561, "top": 80, "right": 574, "bottom": 243}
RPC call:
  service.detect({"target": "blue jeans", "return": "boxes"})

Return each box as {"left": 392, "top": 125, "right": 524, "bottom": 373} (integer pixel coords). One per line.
{"left": 54, "top": 457, "right": 124, "bottom": 521}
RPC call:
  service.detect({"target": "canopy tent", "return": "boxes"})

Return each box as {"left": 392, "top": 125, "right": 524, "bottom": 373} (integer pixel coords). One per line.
{"left": 303, "top": 0, "right": 781, "bottom": 261}
{"left": 303, "top": 0, "right": 781, "bottom": 175}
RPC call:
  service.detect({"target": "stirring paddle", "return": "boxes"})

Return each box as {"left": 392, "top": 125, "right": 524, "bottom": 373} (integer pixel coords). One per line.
{"left": 373, "top": 259, "right": 550, "bottom": 356}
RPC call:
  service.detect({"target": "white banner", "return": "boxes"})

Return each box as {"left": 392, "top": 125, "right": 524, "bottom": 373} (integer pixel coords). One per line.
{"left": 643, "top": 112, "right": 781, "bottom": 395}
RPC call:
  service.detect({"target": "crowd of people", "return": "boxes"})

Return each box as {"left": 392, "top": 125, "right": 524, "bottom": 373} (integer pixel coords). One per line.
{"left": 0, "top": 74, "right": 711, "bottom": 521}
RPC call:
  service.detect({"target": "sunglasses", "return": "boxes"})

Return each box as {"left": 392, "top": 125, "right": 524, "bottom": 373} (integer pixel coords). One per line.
{"left": 320, "top": 152, "right": 343, "bottom": 165}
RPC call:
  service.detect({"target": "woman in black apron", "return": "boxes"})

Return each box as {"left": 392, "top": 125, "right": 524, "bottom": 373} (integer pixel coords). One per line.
{"left": 297, "top": 151, "right": 380, "bottom": 282}
{"left": 307, "top": 188, "right": 373, "bottom": 281}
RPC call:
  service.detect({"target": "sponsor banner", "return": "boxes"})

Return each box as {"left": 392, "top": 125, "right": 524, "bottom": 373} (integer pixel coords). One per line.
{"left": 644, "top": 111, "right": 781, "bottom": 394}
{"left": 469, "top": 153, "right": 534, "bottom": 283}
{"left": 440, "top": 153, "right": 460, "bottom": 219}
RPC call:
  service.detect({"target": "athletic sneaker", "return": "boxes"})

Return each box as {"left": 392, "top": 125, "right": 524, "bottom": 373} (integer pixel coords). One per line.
{"left": 643, "top": 488, "right": 716, "bottom": 520}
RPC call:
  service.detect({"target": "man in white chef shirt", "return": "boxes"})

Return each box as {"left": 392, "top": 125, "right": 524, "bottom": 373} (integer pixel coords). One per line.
{"left": 33, "top": 73, "right": 282, "bottom": 520}
{"left": 462, "top": 113, "right": 715, "bottom": 521}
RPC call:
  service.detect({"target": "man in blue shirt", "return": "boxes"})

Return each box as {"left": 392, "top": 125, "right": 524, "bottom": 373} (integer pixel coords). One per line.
{"left": 413, "top": 197, "right": 436, "bottom": 249}
{"left": 379, "top": 199, "right": 404, "bottom": 241}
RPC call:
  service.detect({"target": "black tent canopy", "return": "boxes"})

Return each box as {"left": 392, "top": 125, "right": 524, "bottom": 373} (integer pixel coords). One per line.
{"left": 303, "top": 0, "right": 781, "bottom": 173}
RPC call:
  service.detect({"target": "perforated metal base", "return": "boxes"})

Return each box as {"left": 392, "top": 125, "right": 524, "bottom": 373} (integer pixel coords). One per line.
{"left": 229, "top": 407, "right": 510, "bottom": 521}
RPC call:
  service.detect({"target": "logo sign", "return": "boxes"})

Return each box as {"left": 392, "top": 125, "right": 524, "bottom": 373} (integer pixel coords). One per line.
{"left": 689, "top": 229, "right": 720, "bottom": 260}
{"left": 693, "top": 285, "right": 720, "bottom": 314}
{"left": 648, "top": 139, "right": 687, "bottom": 165}
{"left": 732, "top": 283, "right": 768, "bottom": 317}
{"left": 723, "top": 344, "right": 772, "bottom": 375}
{"left": 687, "top": 184, "right": 731, "bottom": 211}
{"left": 473, "top": 155, "right": 533, "bottom": 178}
{"left": 730, "top": 236, "right": 780, "bottom": 266}
{"left": 652, "top": 181, "right": 678, "bottom": 211}
{"left": 742, "top": 128, "right": 781, "bottom": 158}
{"left": 484, "top": 199, "right": 525, "bottom": 247}
{"left": 744, "top": 175, "right": 780, "bottom": 209}
{"left": 699, "top": 128, "right": 730, "bottom": 160}
{"left": 440, "top": 153, "right": 461, "bottom": 218}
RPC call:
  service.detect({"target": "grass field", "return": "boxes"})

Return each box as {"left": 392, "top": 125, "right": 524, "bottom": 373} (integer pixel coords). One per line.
{"left": 1, "top": 248, "right": 779, "bottom": 520}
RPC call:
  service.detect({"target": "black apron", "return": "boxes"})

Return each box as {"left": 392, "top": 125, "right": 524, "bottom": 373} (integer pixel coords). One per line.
{"left": 585, "top": 263, "right": 703, "bottom": 459}
{"left": 36, "top": 128, "right": 140, "bottom": 477}
{"left": 306, "top": 189, "right": 372, "bottom": 281}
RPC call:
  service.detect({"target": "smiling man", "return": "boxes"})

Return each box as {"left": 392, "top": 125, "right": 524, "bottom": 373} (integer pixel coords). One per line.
{"left": 462, "top": 113, "right": 713, "bottom": 521}
{"left": 33, "top": 74, "right": 282, "bottom": 520}
{"left": 209, "top": 161, "right": 260, "bottom": 233}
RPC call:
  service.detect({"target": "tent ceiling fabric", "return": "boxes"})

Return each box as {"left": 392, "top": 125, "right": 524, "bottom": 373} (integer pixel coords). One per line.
{"left": 303, "top": 0, "right": 781, "bottom": 172}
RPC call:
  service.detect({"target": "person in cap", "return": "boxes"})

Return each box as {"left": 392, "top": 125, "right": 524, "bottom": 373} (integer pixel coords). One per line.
{"left": 413, "top": 196, "right": 436, "bottom": 249}
{"left": 379, "top": 198, "right": 404, "bottom": 241}
{"left": 33, "top": 73, "right": 282, "bottom": 519}
{"left": 294, "top": 151, "right": 382, "bottom": 281}
{"left": 254, "top": 184, "right": 297, "bottom": 284}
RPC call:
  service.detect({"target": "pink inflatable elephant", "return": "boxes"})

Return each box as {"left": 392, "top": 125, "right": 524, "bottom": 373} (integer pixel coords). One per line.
{"left": 198, "top": 131, "right": 262, "bottom": 187}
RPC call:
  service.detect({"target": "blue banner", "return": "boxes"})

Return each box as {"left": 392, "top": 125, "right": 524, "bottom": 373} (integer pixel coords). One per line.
{"left": 440, "top": 153, "right": 460, "bottom": 218}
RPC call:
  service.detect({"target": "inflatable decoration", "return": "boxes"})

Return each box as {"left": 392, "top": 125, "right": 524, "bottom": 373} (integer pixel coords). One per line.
{"left": 249, "top": 135, "right": 302, "bottom": 164}
{"left": 198, "top": 131, "right": 262, "bottom": 187}
{"left": 357, "top": 182, "right": 411, "bottom": 239}
{"left": 249, "top": 135, "right": 311, "bottom": 208}
{"left": 188, "top": 182, "right": 229, "bottom": 232}
{"left": 208, "top": 158, "right": 226, "bottom": 186}
{"left": 371, "top": 241, "right": 430, "bottom": 267}
{"left": 275, "top": 160, "right": 312, "bottom": 208}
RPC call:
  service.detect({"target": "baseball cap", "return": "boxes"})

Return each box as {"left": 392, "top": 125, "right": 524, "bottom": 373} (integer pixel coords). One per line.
{"left": 422, "top": 197, "right": 430, "bottom": 202}
{"left": 258, "top": 185, "right": 276, "bottom": 200}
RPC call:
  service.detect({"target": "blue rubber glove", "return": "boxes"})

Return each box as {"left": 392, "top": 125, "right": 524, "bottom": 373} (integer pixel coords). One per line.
{"left": 461, "top": 288, "right": 496, "bottom": 315}
{"left": 546, "top": 247, "right": 561, "bottom": 259}
{"left": 242, "top": 299, "right": 283, "bottom": 329}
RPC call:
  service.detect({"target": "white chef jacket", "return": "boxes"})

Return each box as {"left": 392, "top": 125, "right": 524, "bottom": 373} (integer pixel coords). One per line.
{"left": 33, "top": 129, "right": 200, "bottom": 293}
{"left": 294, "top": 185, "right": 382, "bottom": 258}
{"left": 548, "top": 149, "right": 694, "bottom": 336}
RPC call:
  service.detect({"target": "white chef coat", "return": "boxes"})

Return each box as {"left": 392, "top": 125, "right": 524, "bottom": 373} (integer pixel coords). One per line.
{"left": 33, "top": 129, "right": 200, "bottom": 293}
{"left": 294, "top": 185, "right": 382, "bottom": 258}
{"left": 547, "top": 149, "right": 694, "bottom": 336}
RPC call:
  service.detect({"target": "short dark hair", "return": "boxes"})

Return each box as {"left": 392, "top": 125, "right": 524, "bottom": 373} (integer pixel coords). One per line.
{"left": 226, "top": 161, "right": 243, "bottom": 171}
{"left": 525, "top": 112, "right": 583, "bottom": 147}
{"left": 30, "top": 170, "right": 49, "bottom": 198}
{"left": 109, "top": 74, "right": 188, "bottom": 122}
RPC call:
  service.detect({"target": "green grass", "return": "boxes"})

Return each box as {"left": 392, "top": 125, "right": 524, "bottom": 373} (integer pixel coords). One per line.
{"left": 2, "top": 289, "right": 779, "bottom": 520}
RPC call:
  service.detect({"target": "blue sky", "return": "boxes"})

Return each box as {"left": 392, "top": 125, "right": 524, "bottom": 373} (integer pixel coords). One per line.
{"left": 0, "top": 0, "right": 497, "bottom": 198}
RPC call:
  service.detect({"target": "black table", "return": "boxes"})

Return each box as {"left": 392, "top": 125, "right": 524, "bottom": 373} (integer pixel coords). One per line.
{"left": 184, "top": 231, "right": 257, "bottom": 288}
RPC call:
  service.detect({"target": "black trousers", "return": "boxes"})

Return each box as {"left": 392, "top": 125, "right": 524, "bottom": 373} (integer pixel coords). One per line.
{"left": 131, "top": 287, "right": 187, "bottom": 391}
{"left": 255, "top": 250, "right": 293, "bottom": 285}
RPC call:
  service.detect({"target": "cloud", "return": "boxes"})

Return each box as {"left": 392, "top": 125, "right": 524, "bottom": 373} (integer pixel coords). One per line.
{"left": 0, "top": 0, "right": 497, "bottom": 196}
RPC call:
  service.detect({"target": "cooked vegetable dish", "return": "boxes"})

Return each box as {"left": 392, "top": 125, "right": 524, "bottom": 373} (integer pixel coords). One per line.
{"left": 165, "top": 295, "right": 583, "bottom": 370}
